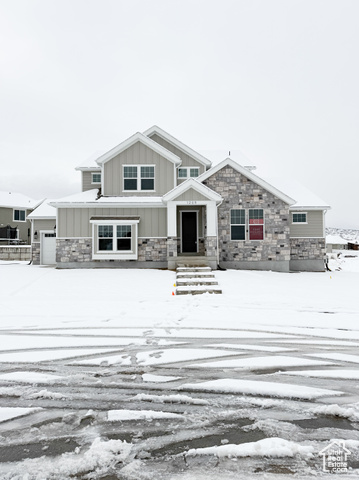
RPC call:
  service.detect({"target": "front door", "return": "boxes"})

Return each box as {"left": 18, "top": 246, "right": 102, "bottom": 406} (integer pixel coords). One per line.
{"left": 181, "top": 211, "right": 198, "bottom": 253}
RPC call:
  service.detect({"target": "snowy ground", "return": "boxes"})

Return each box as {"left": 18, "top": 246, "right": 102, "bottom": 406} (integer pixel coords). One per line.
{"left": 0, "top": 251, "right": 358, "bottom": 479}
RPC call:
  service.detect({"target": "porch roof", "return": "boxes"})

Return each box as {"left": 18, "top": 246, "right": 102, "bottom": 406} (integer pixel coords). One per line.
{"left": 162, "top": 178, "right": 222, "bottom": 203}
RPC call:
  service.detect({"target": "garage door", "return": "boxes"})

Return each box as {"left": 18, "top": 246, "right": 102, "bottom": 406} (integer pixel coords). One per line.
{"left": 41, "top": 233, "right": 56, "bottom": 265}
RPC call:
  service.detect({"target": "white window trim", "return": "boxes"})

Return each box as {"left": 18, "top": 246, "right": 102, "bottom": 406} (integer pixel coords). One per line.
{"left": 13, "top": 209, "right": 27, "bottom": 222}
{"left": 292, "top": 212, "right": 308, "bottom": 224}
{"left": 90, "top": 219, "right": 139, "bottom": 260}
{"left": 91, "top": 172, "right": 101, "bottom": 184}
{"left": 123, "top": 165, "right": 155, "bottom": 192}
{"left": 177, "top": 166, "right": 200, "bottom": 179}
{"left": 248, "top": 208, "right": 265, "bottom": 241}
{"left": 230, "top": 208, "right": 246, "bottom": 241}
{"left": 13, "top": 209, "right": 26, "bottom": 222}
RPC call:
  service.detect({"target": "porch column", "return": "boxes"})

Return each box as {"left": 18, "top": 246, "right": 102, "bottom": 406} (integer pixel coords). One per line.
{"left": 167, "top": 201, "right": 178, "bottom": 268}
{"left": 206, "top": 202, "right": 217, "bottom": 237}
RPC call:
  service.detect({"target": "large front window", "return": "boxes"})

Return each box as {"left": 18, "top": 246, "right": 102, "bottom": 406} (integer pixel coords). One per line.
{"left": 123, "top": 165, "right": 155, "bottom": 191}
{"left": 98, "top": 224, "right": 132, "bottom": 252}
{"left": 92, "top": 219, "right": 139, "bottom": 260}
{"left": 249, "top": 209, "right": 264, "bottom": 240}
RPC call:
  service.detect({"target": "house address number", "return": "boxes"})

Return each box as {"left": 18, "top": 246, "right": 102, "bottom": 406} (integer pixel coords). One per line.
{"left": 186, "top": 201, "right": 197, "bottom": 205}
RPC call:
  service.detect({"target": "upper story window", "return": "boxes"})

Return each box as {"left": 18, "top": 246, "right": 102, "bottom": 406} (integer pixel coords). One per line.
{"left": 123, "top": 165, "right": 155, "bottom": 191}
{"left": 292, "top": 212, "right": 307, "bottom": 224}
{"left": 13, "top": 209, "right": 26, "bottom": 222}
{"left": 249, "top": 209, "right": 264, "bottom": 240}
{"left": 178, "top": 167, "right": 200, "bottom": 178}
{"left": 230, "top": 209, "right": 246, "bottom": 240}
{"left": 91, "top": 172, "right": 101, "bottom": 184}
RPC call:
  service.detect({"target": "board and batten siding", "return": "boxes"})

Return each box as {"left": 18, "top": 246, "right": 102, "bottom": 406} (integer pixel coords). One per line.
{"left": 174, "top": 189, "right": 210, "bottom": 202}
{"left": 82, "top": 171, "right": 101, "bottom": 192}
{"left": 57, "top": 207, "right": 167, "bottom": 238}
{"left": 103, "top": 141, "right": 175, "bottom": 196}
{"left": 32, "top": 219, "right": 56, "bottom": 237}
{"left": 149, "top": 134, "right": 206, "bottom": 171}
{"left": 290, "top": 210, "right": 324, "bottom": 238}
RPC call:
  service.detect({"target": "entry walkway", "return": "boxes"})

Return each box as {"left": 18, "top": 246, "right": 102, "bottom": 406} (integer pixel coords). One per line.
{"left": 175, "top": 266, "right": 222, "bottom": 295}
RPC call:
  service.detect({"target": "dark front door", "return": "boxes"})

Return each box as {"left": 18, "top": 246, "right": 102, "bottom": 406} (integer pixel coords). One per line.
{"left": 182, "top": 211, "right": 197, "bottom": 253}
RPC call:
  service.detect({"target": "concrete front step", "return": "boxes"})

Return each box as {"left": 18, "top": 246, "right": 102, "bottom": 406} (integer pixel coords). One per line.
{"left": 176, "top": 286, "right": 222, "bottom": 295}
{"left": 177, "top": 266, "right": 212, "bottom": 272}
{"left": 175, "top": 265, "right": 222, "bottom": 295}
{"left": 176, "top": 278, "right": 219, "bottom": 286}
{"left": 177, "top": 272, "right": 215, "bottom": 278}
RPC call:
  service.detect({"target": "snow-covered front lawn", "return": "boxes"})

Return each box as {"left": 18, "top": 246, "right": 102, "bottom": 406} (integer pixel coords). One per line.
{"left": 0, "top": 252, "right": 358, "bottom": 479}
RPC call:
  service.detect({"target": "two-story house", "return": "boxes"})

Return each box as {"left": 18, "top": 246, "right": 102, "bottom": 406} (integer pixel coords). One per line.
{"left": 30, "top": 126, "right": 330, "bottom": 271}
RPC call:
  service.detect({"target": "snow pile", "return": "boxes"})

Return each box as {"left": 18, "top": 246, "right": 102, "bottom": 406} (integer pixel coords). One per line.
{"left": 28, "top": 389, "right": 67, "bottom": 400}
{"left": 133, "top": 393, "right": 209, "bottom": 405}
{"left": 180, "top": 378, "right": 343, "bottom": 400}
{"left": 142, "top": 373, "right": 181, "bottom": 383}
{"left": 0, "top": 371, "right": 63, "bottom": 384}
{"left": 0, "top": 407, "right": 41, "bottom": 423}
{"left": 310, "top": 403, "right": 359, "bottom": 422}
{"left": 2, "top": 437, "right": 133, "bottom": 480}
{"left": 186, "top": 437, "right": 314, "bottom": 458}
{"left": 107, "top": 410, "right": 183, "bottom": 421}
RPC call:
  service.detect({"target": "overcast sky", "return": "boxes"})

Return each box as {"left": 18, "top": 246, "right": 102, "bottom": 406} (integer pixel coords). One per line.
{"left": 0, "top": 0, "right": 358, "bottom": 228}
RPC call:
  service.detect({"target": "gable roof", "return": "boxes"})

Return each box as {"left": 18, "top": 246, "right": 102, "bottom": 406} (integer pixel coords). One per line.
{"left": 95, "top": 132, "right": 181, "bottom": 166}
{"left": 144, "top": 125, "right": 212, "bottom": 168}
{"left": 163, "top": 178, "right": 222, "bottom": 203}
{"left": 27, "top": 199, "right": 57, "bottom": 219}
{"left": 198, "top": 158, "right": 296, "bottom": 205}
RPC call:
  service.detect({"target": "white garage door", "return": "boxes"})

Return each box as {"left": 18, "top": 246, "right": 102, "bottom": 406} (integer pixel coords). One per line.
{"left": 41, "top": 233, "right": 56, "bottom": 265}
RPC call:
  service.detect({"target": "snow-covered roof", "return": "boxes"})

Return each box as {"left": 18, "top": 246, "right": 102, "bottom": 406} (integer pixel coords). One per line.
{"left": 264, "top": 175, "right": 330, "bottom": 210}
{"left": 326, "top": 235, "right": 348, "bottom": 245}
{"left": 198, "top": 158, "right": 296, "bottom": 206}
{"left": 27, "top": 200, "right": 57, "bottom": 219}
{"left": 0, "top": 191, "right": 41, "bottom": 210}
{"left": 75, "top": 151, "right": 104, "bottom": 171}
{"left": 51, "top": 190, "right": 164, "bottom": 208}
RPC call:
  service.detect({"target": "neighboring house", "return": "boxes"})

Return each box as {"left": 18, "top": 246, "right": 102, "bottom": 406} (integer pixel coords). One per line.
{"left": 0, "top": 191, "right": 40, "bottom": 245}
{"left": 28, "top": 200, "right": 57, "bottom": 265}
{"left": 326, "top": 234, "right": 348, "bottom": 252}
{"left": 33, "top": 126, "right": 330, "bottom": 271}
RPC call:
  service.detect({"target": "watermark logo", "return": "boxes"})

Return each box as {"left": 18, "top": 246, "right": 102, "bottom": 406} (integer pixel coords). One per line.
{"left": 319, "top": 440, "right": 351, "bottom": 473}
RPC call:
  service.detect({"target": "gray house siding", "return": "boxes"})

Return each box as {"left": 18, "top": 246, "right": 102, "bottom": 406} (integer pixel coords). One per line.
{"left": 103, "top": 141, "right": 175, "bottom": 196}
{"left": 0, "top": 207, "right": 32, "bottom": 244}
{"left": 175, "top": 189, "right": 209, "bottom": 202}
{"left": 82, "top": 171, "right": 101, "bottom": 192}
{"left": 290, "top": 210, "right": 324, "bottom": 238}
{"left": 149, "top": 134, "right": 206, "bottom": 171}
{"left": 203, "top": 166, "right": 291, "bottom": 272}
{"left": 57, "top": 207, "right": 167, "bottom": 238}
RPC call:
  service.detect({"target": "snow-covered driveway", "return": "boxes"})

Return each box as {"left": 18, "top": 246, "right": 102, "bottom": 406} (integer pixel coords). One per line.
{"left": 0, "top": 254, "right": 358, "bottom": 479}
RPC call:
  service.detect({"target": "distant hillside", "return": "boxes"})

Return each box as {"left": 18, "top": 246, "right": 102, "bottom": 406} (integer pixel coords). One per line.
{"left": 326, "top": 227, "right": 359, "bottom": 244}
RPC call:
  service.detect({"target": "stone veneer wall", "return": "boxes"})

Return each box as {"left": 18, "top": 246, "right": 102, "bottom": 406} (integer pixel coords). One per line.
{"left": 0, "top": 246, "right": 31, "bottom": 261}
{"left": 57, "top": 239, "right": 92, "bottom": 263}
{"left": 31, "top": 243, "right": 40, "bottom": 265}
{"left": 57, "top": 238, "right": 168, "bottom": 265}
{"left": 290, "top": 238, "right": 326, "bottom": 260}
{"left": 203, "top": 166, "right": 291, "bottom": 268}
{"left": 205, "top": 236, "right": 217, "bottom": 258}
{"left": 138, "top": 238, "right": 167, "bottom": 262}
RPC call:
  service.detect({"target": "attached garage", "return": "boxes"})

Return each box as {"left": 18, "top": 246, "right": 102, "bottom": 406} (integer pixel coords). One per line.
{"left": 41, "top": 231, "right": 56, "bottom": 265}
